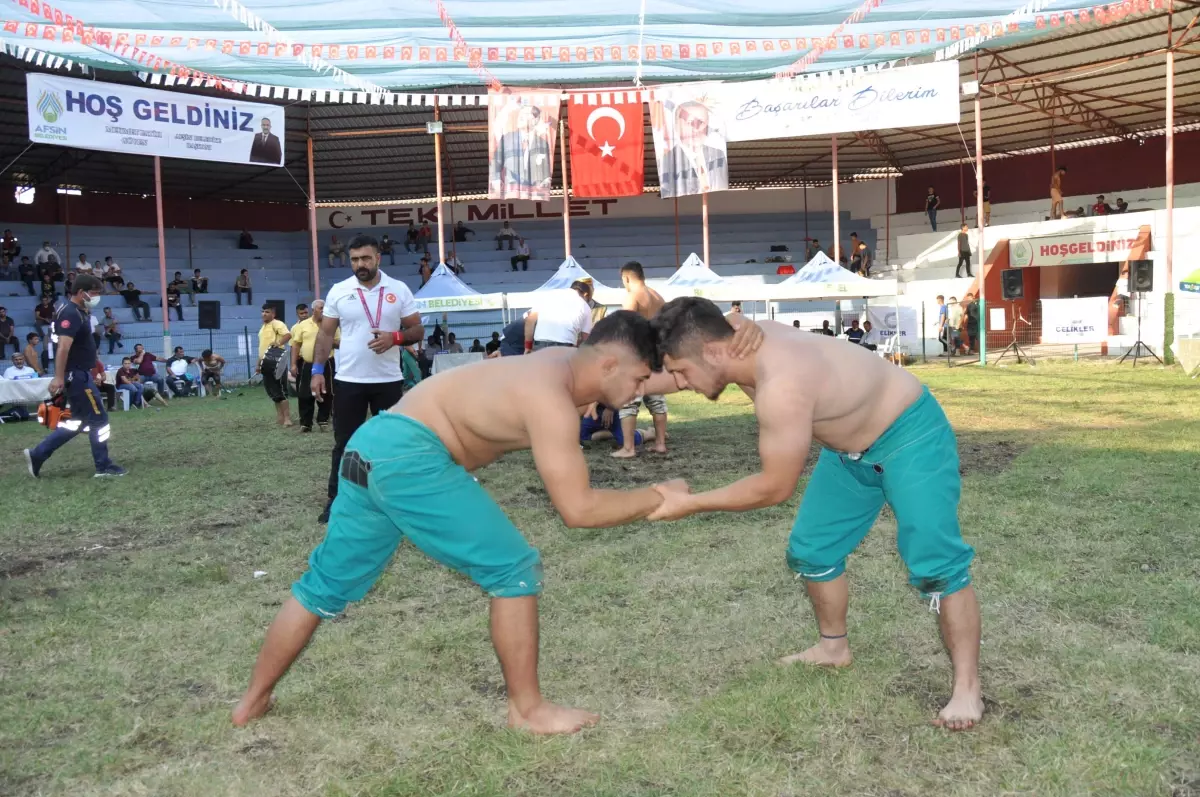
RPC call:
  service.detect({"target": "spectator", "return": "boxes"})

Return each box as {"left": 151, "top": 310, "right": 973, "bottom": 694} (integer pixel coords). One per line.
{"left": 4, "top": 351, "right": 37, "bottom": 380}
{"left": 495, "top": 221, "right": 518, "bottom": 251}
{"left": 964, "top": 294, "right": 981, "bottom": 353}
{"left": 819, "top": 320, "right": 835, "bottom": 336}
{"left": 199, "top": 349, "right": 226, "bottom": 396}
{"left": 485, "top": 331, "right": 501, "bottom": 355}
{"left": 935, "top": 294, "right": 950, "bottom": 354}
{"left": 378, "top": 234, "right": 396, "bottom": 265}
{"left": 120, "top": 282, "right": 152, "bottom": 321}
{"left": 132, "top": 343, "right": 170, "bottom": 401}
{"left": 328, "top": 235, "right": 347, "bottom": 267}
{"left": 234, "top": 269, "right": 253, "bottom": 305}
{"left": 101, "top": 307, "right": 123, "bottom": 354}
{"left": 447, "top": 249, "right": 465, "bottom": 275}
{"left": 860, "top": 320, "right": 879, "bottom": 352}
{"left": 1, "top": 229, "right": 19, "bottom": 263}
{"left": 77, "top": 258, "right": 94, "bottom": 275}
{"left": 191, "top": 268, "right": 209, "bottom": 294}
{"left": 1114, "top": 197, "right": 1128, "bottom": 214}
{"left": 0, "top": 306, "right": 17, "bottom": 358}
{"left": 925, "top": 186, "right": 940, "bottom": 231}
{"left": 793, "top": 320, "right": 801, "bottom": 328}
{"left": 947, "top": 297, "right": 965, "bottom": 355}
{"left": 23, "top": 332, "right": 44, "bottom": 375}
{"left": 64, "top": 270, "right": 77, "bottom": 295}
{"left": 454, "top": 221, "right": 474, "bottom": 243}
{"left": 511, "top": 237, "right": 531, "bottom": 271}
{"left": 103, "top": 257, "right": 124, "bottom": 291}
{"left": 35, "top": 240, "right": 58, "bottom": 267}
{"left": 973, "top": 183, "right": 992, "bottom": 226}
{"left": 93, "top": 259, "right": 108, "bottom": 283}
{"left": 1091, "top": 195, "right": 1113, "bottom": 216}
{"left": 847, "top": 232, "right": 860, "bottom": 266}
{"left": 445, "top": 332, "right": 464, "bottom": 354}
{"left": 730, "top": 301, "right": 743, "bottom": 314}
{"left": 165, "top": 277, "right": 185, "bottom": 321}
{"left": 165, "top": 346, "right": 195, "bottom": 397}
{"left": 956, "top": 224, "right": 973, "bottom": 278}
{"left": 1050, "top": 166, "right": 1067, "bottom": 219}
{"left": 115, "top": 357, "right": 146, "bottom": 408}
{"left": 91, "top": 311, "right": 102, "bottom": 349}
{"left": 34, "top": 296, "right": 55, "bottom": 338}
{"left": 75, "top": 253, "right": 89, "bottom": 272}
{"left": 19, "top": 258, "right": 36, "bottom": 295}
{"left": 524, "top": 281, "right": 593, "bottom": 350}
{"left": 39, "top": 270, "right": 57, "bottom": 299}
{"left": 806, "top": 238, "right": 821, "bottom": 261}
{"left": 238, "top": 229, "right": 259, "bottom": 250}
{"left": 402, "top": 345, "right": 422, "bottom": 391}
{"left": 856, "top": 241, "right": 873, "bottom": 277}
{"left": 404, "top": 220, "right": 420, "bottom": 252}
{"left": 845, "top": 318, "right": 865, "bottom": 344}
{"left": 92, "top": 360, "right": 117, "bottom": 411}
{"left": 417, "top": 221, "right": 432, "bottom": 254}
{"left": 418, "top": 256, "right": 432, "bottom": 287}
{"left": 170, "top": 271, "right": 195, "bottom": 306}
{"left": 468, "top": 338, "right": 485, "bottom": 354}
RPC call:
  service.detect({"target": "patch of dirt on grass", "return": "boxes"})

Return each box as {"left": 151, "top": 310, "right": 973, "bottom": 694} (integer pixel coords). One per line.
{"left": 957, "top": 436, "right": 1027, "bottom": 476}
{"left": 237, "top": 737, "right": 279, "bottom": 756}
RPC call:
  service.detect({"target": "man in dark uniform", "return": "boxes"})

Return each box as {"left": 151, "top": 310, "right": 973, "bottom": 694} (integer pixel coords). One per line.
{"left": 24, "top": 274, "right": 126, "bottom": 478}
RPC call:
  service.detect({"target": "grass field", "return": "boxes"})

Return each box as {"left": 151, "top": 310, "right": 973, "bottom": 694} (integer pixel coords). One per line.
{"left": 1, "top": 364, "right": 1198, "bottom": 797}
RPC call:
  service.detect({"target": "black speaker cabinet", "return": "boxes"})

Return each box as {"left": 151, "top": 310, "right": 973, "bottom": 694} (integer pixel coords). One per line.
{"left": 198, "top": 300, "right": 221, "bottom": 330}
{"left": 1130, "top": 260, "right": 1154, "bottom": 292}
{"left": 1001, "top": 268, "right": 1025, "bottom": 300}
{"left": 264, "top": 298, "right": 286, "bottom": 324}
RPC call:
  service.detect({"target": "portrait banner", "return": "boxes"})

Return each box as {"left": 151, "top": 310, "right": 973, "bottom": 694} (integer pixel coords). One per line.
{"left": 649, "top": 86, "right": 729, "bottom": 199}
{"left": 488, "top": 89, "right": 561, "bottom": 202}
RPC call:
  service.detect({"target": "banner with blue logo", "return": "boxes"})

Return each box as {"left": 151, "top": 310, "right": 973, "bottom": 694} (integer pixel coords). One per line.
{"left": 27, "top": 73, "right": 286, "bottom": 167}
{"left": 714, "top": 61, "right": 960, "bottom": 142}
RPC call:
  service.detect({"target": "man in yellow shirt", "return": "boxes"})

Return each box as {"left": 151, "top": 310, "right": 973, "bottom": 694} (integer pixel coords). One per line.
{"left": 290, "top": 300, "right": 340, "bottom": 433}
{"left": 257, "top": 303, "right": 292, "bottom": 427}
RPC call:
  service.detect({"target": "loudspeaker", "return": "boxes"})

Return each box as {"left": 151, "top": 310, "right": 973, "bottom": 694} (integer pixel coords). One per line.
{"left": 1130, "top": 259, "right": 1154, "bottom": 292}
{"left": 265, "top": 299, "right": 286, "bottom": 323}
{"left": 198, "top": 300, "right": 221, "bottom": 330}
{"left": 1001, "top": 268, "right": 1024, "bottom": 300}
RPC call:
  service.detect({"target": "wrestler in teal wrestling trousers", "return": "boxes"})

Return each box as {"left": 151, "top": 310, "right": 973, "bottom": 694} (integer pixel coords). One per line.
{"left": 293, "top": 413, "right": 543, "bottom": 619}
{"left": 786, "top": 386, "right": 975, "bottom": 604}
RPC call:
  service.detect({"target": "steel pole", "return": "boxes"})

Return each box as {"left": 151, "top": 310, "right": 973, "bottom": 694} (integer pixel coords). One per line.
{"left": 701, "top": 191, "right": 711, "bottom": 266}
{"left": 559, "top": 115, "right": 571, "bottom": 258}
{"left": 307, "top": 136, "right": 319, "bottom": 298}
{"left": 832, "top": 135, "right": 840, "bottom": 263}
{"left": 433, "top": 104, "right": 446, "bottom": 266}
{"left": 153, "top": 156, "right": 170, "bottom": 355}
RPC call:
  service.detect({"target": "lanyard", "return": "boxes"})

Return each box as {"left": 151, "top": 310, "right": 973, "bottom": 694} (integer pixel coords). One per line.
{"left": 356, "top": 286, "right": 385, "bottom": 329}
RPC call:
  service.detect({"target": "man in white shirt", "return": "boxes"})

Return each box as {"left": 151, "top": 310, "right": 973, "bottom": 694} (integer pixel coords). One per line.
{"left": 523, "top": 281, "right": 593, "bottom": 351}
{"left": 35, "top": 241, "right": 59, "bottom": 266}
{"left": 495, "top": 221, "right": 519, "bottom": 251}
{"left": 3, "top": 352, "right": 38, "bottom": 380}
{"left": 511, "top": 238, "right": 531, "bottom": 271}
{"left": 311, "top": 234, "right": 424, "bottom": 523}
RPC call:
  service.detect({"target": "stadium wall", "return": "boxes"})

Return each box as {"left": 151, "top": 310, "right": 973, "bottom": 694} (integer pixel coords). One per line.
{"left": 0, "top": 191, "right": 307, "bottom": 231}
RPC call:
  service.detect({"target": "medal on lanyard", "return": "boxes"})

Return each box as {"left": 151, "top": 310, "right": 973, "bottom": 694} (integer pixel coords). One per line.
{"left": 356, "top": 287, "right": 385, "bottom": 332}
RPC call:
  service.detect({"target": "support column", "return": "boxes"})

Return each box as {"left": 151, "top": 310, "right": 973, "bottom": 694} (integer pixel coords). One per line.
{"left": 559, "top": 116, "right": 572, "bottom": 258}
{"left": 153, "top": 156, "right": 170, "bottom": 355}
{"left": 63, "top": 192, "right": 71, "bottom": 267}
{"left": 701, "top": 191, "right": 711, "bottom": 266}
{"left": 674, "top": 196, "right": 680, "bottom": 266}
{"left": 885, "top": 173, "right": 890, "bottom": 267}
{"left": 433, "top": 103, "right": 446, "bottom": 266}
{"left": 1165, "top": 5, "right": 1176, "bottom": 363}
{"left": 307, "top": 136, "right": 319, "bottom": 298}
{"left": 832, "top": 135, "right": 840, "bottom": 263}
{"left": 975, "top": 82, "right": 985, "bottom": 274}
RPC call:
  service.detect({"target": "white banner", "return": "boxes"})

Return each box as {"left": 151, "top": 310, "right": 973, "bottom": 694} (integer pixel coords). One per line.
{"left": 1040, "top": 297, "right": 1109, "bottom": 344}
{"left": 714, "top": 61, "right": 960, "bottom": 143}
{"left": 1008, "top": 230, "right": 1143, "bottom": 267}
{"left": 413, "top": 292, "right": 507, "bottom": 313}
{"left": 27, "top": 73, "right": 286, "bottom": 167}
{"left": 865, "top": 304, "right": 919, "bottom": 345}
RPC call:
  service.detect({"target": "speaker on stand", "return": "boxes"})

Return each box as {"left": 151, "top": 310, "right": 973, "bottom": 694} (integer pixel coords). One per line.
{"left": 198, "top": 300, "right": 221, "bottom": 355}
{"left": 994, "top": 269, "right": 1034, "bottom": 366}
{"left": 1119, "top": 260, "right": 1161, "bottom": 366}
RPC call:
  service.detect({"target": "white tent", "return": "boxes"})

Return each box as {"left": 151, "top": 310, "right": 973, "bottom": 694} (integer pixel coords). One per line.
{"left": 416, "top": 263, "right": 479, "bottom": 299}
{"left": 664, "top": 252, "right": 729, "bottom": 288}
{"left": 780, "top": 252, "right": 868, "bottom": 285}
{"left": 533, "top": 256, "right": 614, "bottom": 291}
{"left": 413, "top": 263, "right": 505, "bottom": 312}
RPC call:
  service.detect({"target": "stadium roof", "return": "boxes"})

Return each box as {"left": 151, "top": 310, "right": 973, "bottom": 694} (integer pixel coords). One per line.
{"left": 0, "top": 0, "right": 1195, "bottom": 205}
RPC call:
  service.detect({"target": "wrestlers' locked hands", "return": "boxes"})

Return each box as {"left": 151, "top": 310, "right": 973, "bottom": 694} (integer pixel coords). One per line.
{"left": 649, "top": 479, "right": 693, "bottom": 522}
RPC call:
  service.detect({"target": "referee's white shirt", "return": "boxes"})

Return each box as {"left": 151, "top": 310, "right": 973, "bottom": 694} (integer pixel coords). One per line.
{"left": 533, "top": 289, "right": 594, "bottom": 345}
{"left": 323, "top": 271, "right": 418, "bottom": 384}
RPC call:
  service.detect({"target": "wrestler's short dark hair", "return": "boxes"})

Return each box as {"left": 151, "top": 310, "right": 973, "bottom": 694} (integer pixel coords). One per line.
{"left": 620, "top": 261, "right": 645, "bottom": 280}
{"left": 652, "top": 297, "right": 733, "bottom": 360}
{"left": 584, "top": 310, "right": 659, "bottom": 369}
{"left": 347, "top": 234, "right": 379, "bottom": 253}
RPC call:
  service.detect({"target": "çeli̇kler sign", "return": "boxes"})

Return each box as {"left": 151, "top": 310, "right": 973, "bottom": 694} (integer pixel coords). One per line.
{"left": 27, "top": 73, "right": 286, "bottom": 167}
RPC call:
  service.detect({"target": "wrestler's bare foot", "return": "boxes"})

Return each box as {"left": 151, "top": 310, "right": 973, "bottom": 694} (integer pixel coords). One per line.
{"left": 933, "top": 685, "right": 984, "bottom": 731}
{"left": 778, "top": 637, "right": 853, "bottom": 668}
{"left": 610, "top": 447, "right": 637, "bottom": 459}
{"left": 231, "top": 692, "right": 276, "bottom": 727}
{"left": 507, "top": 700, "right": 599, "bottom": 735}
{"left": 652, "top": 442, "right": 668, "bottom": 454}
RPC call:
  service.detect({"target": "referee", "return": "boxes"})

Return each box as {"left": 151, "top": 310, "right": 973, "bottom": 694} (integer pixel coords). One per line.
{"left": 310, "top": 234, "right": 423, "bottom": 522}
{"left": 24, "top": 274, "right": 126, "bottom": 478}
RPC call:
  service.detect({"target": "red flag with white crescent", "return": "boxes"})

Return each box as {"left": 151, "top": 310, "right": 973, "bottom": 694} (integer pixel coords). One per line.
{"left": 568, "top": 99, "right": 644, "bottom": 198}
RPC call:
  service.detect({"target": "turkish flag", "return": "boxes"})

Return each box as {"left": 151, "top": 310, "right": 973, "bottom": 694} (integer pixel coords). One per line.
{"left": 568, "top": 99, "right": 644, "bottom": 197}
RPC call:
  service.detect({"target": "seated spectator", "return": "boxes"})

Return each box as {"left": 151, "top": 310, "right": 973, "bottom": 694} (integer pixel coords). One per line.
{"left": 1, "top": 229, "right": 19, "bottom": 264}
{"left": 845, "top": 319, "right": 865, "bottom": 344}
{"left": 239, "top": 229, "right": 259, "bottom": 250}
{"left": 1091, "top": 195, "right": 1112, "bottom": 216}
{"left": 580, "top": 403, "right": 652, "bottom": 450}
{"left": 101, "top": 307, "right": 123, "bottom": 354}
{"left": 103, "top": 257, "right": 124, "bottom": 291}
{"left": 120, "top": 282, "right": 152, "bottom": 321}
{"left": 378, "top": 234, "right": 396, "bottom": 265}
{"left": 77, "top": 258, "right": 94, "bottom": 275}
{"left": 445, "top": 332, "right": 464, "bottom": 354}
{"left": 35, "top": 240, "right": 58, "bottom": 268}
{"left": 805, "top": 238, "right": 821, "bottom": 261}
{"left": 116, "top": 357, "right": 147, "bottom": 408}
{"left": 39, "top": 271, "right": 57, "bottom": 299}
{"left": 328, "top": 235, "right": 347, "bottom": 267}
{"left": 485, "top": 331, "right": 501, "bottom": 355}
{"left": 819, "top": 319, "right": 835, "bottom": 336}
{"left": 860, "top": 320, "right": 879, "bottom": 352}
{"left": 447, "top": 249, "right": 465, "bottom": 274}
{"left": 1062, "top": 206, "right": 1086, "bottom": 219}
{"left": 235, "top": 269, "right": 253, "bottom": 305}
{"left": 165, "top": 346, "right": 195, "bottom": 397}
{"left": 19, "top": 258, "right": 36, "bottom": 295}
{"left": 418, "top": 256, "right": 432, "bottom": 287}
{"left": 132, "top": 343, "right": 170, "bottom": 401}
{"left": 24, "top": 332, "right": 45, "bottom": 375}
{"left": 0, "top": 306, "right": 17, "bottom": 358}
{"left": 3, "top": 351, "right": 37, "bottom": 380}
{"left": 469, "top": 338, "right": 485, "bottom": 354}
{"left": 199, "top": 349, "right": 226, "bottom": 396}
{"left": 495, "top": 221, "right": 518, "bottom": 251}
{"left": 165, "top": 278, "right": 185, "bottom": 321}
{"left": 170, "top": 271, "right": 195, "bottom": 306}
{"left": 1114, "top": 197, "right": 1128, "bottom": 214}
{"left": 34, "top": 296, "right": 55, "bottom": 337}
{"left": 417, "top": 221, "right": 432, "bottom": 254}
{"left": 75, "top": 253, "right": 89, "bottom": 272}
{"left": 404, "top": 221, "right": 420, "bottom": 252}
{"left": 191, "top": 268, "right": 209, "bottom": 294}
{"left": 92, "top": 360, "right": 117, "bottom": 411}
{"left": 454, "top": 221, "right": 474, "bottom": 243}
{"left": 64, "top": 270, "right": 77, "bottom": 295}
{"left": 511, "top": 237, "right": 531, "bottom": 271}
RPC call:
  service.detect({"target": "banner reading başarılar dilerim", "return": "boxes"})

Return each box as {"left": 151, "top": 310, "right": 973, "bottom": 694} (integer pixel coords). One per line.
{"left": 488, "top": 90, "right": 561, "bottom": 202}
{"left": 650, "top": 86, "right": 729, "bottom": 199}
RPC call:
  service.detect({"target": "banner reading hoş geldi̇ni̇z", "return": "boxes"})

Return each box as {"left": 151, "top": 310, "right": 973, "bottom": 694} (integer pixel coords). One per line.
{"left": 27, "top": 73, "right": 286, "bottom": 166}
{"left": 488, "top": 90, "right": 561, "bottom": 202}
{"left": 568, "top": 98, "right": 644, "bottom": 197}
{"left": 650, "top": 85, "right": 729, "bottom": 199}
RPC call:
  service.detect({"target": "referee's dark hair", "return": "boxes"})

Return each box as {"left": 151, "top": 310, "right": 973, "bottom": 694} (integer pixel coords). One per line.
{"left": 69, "top": 274, "right": 103, "bottom": 295}
{"left": 347, "top": 233, "right": 380, "bottom": 253}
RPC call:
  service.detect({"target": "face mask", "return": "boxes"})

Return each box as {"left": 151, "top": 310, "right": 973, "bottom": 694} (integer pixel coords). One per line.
{"left": 85, "top": 293, "right": 102, "bottom": 309}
